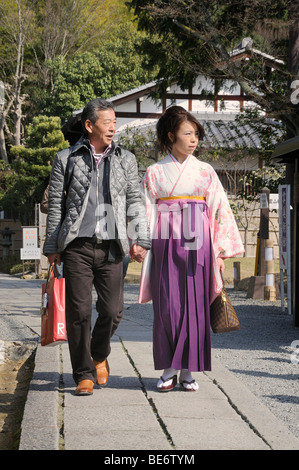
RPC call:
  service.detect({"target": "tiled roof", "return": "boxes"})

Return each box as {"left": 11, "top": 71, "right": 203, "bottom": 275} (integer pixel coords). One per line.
{"left": 115, "top": 113, "right": 283, "bottom": 150}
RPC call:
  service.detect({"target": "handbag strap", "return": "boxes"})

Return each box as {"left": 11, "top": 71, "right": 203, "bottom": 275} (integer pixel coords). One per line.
{"left": 45, "top": 263, "right": 60, "bottom": 289}
{"left": 220, "top": 270, "right": 226, "bottom": 289}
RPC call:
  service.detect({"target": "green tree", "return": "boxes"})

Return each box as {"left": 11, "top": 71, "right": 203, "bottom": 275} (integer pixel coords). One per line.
{"left": 0, "top": 115, "right": 68, "bottom": 224}
{"left": 118, "top": 126, "right": 158, "bottom": 168}
{"left": 0, "top": 0, "right": 140, "bottom": 159}
{"left": 40, "top": 23, "right": 159, "bottom": 122}
{"left": 32, "top": 0, "right": 134, "bottom": 62}
{"left": 127, "top": 0, "right": 299, "bottom": 138}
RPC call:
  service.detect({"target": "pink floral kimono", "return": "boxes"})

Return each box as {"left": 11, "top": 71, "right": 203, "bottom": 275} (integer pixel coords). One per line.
{"left": 139, "top": 154, "right": 244, "bottom": 372}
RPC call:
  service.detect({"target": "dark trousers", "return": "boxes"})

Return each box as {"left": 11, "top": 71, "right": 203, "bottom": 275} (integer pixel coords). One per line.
{"left": 63, "top": 238, "right": 123, "bottom": 384}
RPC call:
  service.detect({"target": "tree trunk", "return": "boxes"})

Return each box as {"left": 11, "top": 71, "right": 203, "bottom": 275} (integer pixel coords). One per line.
{"left": 289, "top": 15, "right": 299, "bottom": 76}
{"left": 13, "top": 98, "right": 22, "bottom": 147}
{"left": 0, "top": 124, "right": 8, "bottom": 163}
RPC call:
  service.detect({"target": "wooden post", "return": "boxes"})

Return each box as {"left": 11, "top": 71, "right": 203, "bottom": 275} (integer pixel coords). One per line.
{"left": 233, "top": 261, "right": 240, "bottom": 288}
{"left": 247, "top": 187, "right": 271, "bottom": 299}
{"left": 264, "top": 239, "right": 276, "bottom": 301}
{"left": 259, "top": 187, "right": 270, "bottom": 276}
{"left": 293, "top": 165, "right": 299, "bottom": 326}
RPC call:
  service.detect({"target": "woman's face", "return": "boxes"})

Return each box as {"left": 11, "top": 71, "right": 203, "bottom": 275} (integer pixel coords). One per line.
{"left": 168, "top": 120, "right": 199, "bottom": 161}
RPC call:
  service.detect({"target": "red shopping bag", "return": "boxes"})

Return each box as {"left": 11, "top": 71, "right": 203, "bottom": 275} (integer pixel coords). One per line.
{"left": 40, "top": 265, "right": 67, "bottom": 346}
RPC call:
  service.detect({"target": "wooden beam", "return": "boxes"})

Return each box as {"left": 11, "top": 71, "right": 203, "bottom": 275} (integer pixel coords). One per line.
{"left": 188, "top": 87, "right": 193, "bottom": 111}
{"left": 165, "top": 93, "right": 251, "bottom": 101}
{"left": 115, "top": 111, "right": 163, "bottom": 118}
{"left": 112, "top": 86, "right": 158, "bottom": 106}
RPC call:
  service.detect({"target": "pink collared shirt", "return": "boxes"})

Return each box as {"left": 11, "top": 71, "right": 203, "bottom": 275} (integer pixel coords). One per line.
{"left": 91, "top": 144, "right": 112, "bottom": 168}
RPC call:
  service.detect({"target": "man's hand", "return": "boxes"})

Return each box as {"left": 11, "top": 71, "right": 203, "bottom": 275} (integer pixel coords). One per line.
{"left": 130, "top": 244, "right": 147, "bottom": 263}
{"left": 47, "top": 253, "right": 61, "bottom": 266}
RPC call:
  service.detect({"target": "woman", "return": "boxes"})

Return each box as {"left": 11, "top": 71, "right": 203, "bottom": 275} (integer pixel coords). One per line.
{"left": 139, "top": 106, "right": 244, "bottom": 391}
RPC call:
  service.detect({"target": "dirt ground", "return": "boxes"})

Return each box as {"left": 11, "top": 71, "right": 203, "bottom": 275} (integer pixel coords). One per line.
{"left": 0, "top": 343, "right": 36, "bottom": 450}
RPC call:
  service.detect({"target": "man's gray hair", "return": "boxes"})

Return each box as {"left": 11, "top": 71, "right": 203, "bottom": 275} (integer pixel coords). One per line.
{"left": 81, "top": 98, "right": 114, "bottom": 131}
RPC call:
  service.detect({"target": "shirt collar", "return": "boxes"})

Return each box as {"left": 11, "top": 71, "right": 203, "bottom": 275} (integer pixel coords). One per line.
{"left": 90, "top": 143, "right": 112, "bottom": 167}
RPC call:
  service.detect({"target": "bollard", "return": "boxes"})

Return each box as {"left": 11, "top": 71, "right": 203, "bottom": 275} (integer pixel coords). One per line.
{"left": 264, "top": 239, "right": 276, "bottom": 300}
{"left": 233, "top": 261, "right": 240, "bottom": 288}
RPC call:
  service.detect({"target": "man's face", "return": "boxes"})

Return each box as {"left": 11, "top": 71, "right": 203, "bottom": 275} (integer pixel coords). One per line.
{"left": 85, "top": 109, "right": 117, "bottom": 152}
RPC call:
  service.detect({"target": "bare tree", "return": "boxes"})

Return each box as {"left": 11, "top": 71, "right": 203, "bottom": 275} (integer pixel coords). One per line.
{"left": 0, "top": 0, "right": 36, "bottom": 160}
{"left": 34, "top": 0, "right": 107, "bottom": 64}
{"left": 0, "top": 0, "right": 130, "bottom": 160}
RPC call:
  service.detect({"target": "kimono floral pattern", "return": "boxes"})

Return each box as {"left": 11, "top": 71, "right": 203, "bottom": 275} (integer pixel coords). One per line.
{"left": 142, "top": 154, "right": 244, "bottom": 260}
{"left": 138, "top": 154, "right": 244, "bottom": 304}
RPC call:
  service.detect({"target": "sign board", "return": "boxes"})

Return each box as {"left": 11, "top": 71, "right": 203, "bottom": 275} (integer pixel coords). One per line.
{"left": 20, "top": 226, "right": 41, "bottom": 260}
{"left": 20, "top": 247, "right": 41, "bottom": 260}
{"left": 278, "top": 185, "right": 291, "bottom": 314}
{"left": 269, "top": 193, "right": 279, "bottom": 210}
{"left": 260, "top": 192, "right": 279, "bottom": 210}
{"left": 260, "top": 192, "right": 268, "bottom": 209}
{"left": 278, "top": 186, "right": 290, "bottom": 270}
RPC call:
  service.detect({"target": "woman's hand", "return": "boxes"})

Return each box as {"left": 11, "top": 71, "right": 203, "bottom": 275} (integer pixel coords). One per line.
{"left": 216, "top": 257, "right": 225, "bottom": 273}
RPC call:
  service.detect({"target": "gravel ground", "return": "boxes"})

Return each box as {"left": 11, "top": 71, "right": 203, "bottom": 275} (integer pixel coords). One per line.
{"left": 210, "top": 288, "right": 299, "bottom": 439}
{"left": 0, "top": 299, "right": 39, "bottom": 450}
{"left": 1, "top": 280, "right": 299, "bottom": 442}
{"left": 123, "top": 284, "right": 299, "bottom": 441}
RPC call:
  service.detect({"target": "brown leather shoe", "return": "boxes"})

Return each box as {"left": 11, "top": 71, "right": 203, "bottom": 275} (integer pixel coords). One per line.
{"left": 93, "top": 359, "right": 109, "bottom": 386}
{"left": 75, "top": 379, "right": 94, "bottom": 396}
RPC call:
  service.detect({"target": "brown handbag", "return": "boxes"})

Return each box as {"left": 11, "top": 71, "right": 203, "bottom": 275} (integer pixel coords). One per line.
{"left": 210, "top": 274, "right": 241, "bottom": 333}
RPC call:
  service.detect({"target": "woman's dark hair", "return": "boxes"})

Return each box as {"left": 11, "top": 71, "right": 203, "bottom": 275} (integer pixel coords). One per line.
{"left": 81, "top": 98, "right": 114, "bottom": 133}
{"left": 157, "top": 106, "right": 205, "bottom": 154}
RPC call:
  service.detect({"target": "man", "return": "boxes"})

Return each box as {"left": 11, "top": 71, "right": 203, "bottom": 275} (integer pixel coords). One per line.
{"left": 43, "top": 98, "right": 150, "bottom": 396}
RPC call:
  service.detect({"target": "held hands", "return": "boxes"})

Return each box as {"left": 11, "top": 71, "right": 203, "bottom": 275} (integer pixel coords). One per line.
{"left": 130, "top": 244, "right": 147, "bottom": 263}
{"left": 48, "top": 246, "right": 146, "bottom": 266}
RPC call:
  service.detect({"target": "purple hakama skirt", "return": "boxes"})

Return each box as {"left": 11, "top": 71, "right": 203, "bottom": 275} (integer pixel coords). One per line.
{"left": 150, "top": 199, "right": 212, "bottom": 372}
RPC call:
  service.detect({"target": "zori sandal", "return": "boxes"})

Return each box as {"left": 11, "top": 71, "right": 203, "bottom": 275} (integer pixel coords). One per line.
{"left": 157, "top": 375, "right": 177, "bottom": 392}
{"left": 180, "top": 379, "right": 199, "bottom": 392}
